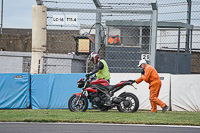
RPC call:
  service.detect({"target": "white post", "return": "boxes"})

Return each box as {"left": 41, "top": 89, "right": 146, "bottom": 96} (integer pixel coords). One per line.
{"left": 31, "top": 5, "right": 47, "bottom": 74}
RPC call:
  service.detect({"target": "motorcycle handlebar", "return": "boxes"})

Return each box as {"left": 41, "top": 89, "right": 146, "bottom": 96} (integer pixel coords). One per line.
{"left": 86, "top": 76, "right": 90, "bottom": 80}
{"left": 128, "top": 80, "right": 136, "bottom": 85}
{"left": 86, "top": 75, "right": 96, "bottom": 81}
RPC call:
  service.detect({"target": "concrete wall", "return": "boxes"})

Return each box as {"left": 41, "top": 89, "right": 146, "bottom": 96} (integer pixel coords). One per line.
{"left": 43, "top": 54, "right": 86, "bottom": 73}
{"left": 0, "top": 28, "right": 200, "bottom": 73}
{"left": 0, "top": 51, "right": 86, "bottom": 74}
{"left": 191, "top": 52, "right": 200, "bottom": 74}
{"left": 0, "top": 32, "right": 32, "bottom": 52}
{"left": 0, "top": 28, "right": 79, "bottom": 53}
{"left": 0, "top": 56, "right": 23, "bottom": 73}
{"left": 0, "top": 51, "right": 31, "bottom": 73}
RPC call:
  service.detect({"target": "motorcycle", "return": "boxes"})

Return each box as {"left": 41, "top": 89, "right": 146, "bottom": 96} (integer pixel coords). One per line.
{"left": 68, "top": 76, "right": 139, "bottom": 113}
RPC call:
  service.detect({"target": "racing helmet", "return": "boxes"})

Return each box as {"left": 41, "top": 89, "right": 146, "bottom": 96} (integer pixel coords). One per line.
{"left": 89, "top": 52, "right": 99, "bottom": 64}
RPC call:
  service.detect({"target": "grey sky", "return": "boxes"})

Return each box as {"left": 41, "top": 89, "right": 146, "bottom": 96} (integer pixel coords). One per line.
{"left": 2, "top": 0, "right": 36, "bottom": 29}
{"left": 1, "top": 0, "right": 199, "bottom": 29}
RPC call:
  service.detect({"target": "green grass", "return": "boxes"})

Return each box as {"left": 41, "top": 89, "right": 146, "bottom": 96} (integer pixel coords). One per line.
{"left": 0, "top": 109, "right": 200, "bottom": 126}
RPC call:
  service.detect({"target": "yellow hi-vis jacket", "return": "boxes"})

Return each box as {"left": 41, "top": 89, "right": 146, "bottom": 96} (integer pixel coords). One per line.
{"left": 96, "top": 59, "right": 110, "bottom": 80}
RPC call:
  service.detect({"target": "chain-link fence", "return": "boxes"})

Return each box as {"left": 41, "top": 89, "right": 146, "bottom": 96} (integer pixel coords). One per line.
{"left": 42, "top": 0, "right": 154, "bottom": 74}
{"left": 157, "top": 0, "right": 200, "bottom": 74}
{"left": 43, "top": 0, "right": 95, "bottom": 73}
{"left": 97, "top": 0, "right": 153, "bottom": 73}
{"left": 191, "top": 1, "right": 200, "bottom": 74}
{"left": 37, "top": 0, "right": 200, "bottom": 74}
{"left": 0, "top": 30, "right": 32, "bottom": 73}
{"left": 156, "top": 1, "right": 188, "bottom": 51}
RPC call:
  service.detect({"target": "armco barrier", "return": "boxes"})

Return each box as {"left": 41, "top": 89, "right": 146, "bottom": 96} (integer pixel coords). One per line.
{"left": 31, "top": 73, "right": 86, "bottom": 109}
{"left": 0, "top": 73, "right": 30, "bottom": 109}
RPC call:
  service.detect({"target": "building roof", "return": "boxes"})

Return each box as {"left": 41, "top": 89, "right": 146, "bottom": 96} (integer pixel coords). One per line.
{"left": 106, "top": 21, "right": 193, "bottom": 29}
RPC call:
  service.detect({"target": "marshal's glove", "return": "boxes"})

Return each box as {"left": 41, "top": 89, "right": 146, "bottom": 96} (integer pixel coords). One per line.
{"left": 141, "top": 69, "right": 145, "bottom": 75}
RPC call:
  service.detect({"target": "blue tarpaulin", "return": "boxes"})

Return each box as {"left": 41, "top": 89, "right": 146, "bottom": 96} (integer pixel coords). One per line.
{"left": 31, "top": 73, "right": 86, "bottom": 109}
{"left": 0, "top": 73, "right": 30, "bottom": 109}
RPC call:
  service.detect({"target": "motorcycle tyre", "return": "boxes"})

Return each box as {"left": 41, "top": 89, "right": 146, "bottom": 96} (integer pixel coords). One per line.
{"left": 117, "top": 93, "right": 139, "bottom": 113}
{"left": 68, "top": 95, "right": 88, "bottom": 112}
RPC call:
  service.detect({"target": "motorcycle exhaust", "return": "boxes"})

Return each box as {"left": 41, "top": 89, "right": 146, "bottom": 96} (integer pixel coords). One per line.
{"left": 112, "top": 97, "right": 122, "bottom": 104}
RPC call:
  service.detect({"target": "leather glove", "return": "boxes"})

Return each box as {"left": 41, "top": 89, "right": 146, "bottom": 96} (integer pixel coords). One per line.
{"left": 141, "top": 69, "right": 145, "bottom": 75}
{"left": 86, "top": 73, "right": 90, "bottom": 77}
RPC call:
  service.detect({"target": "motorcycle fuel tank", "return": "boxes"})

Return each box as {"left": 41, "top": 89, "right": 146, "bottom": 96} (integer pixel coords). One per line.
{"left": 85, "top": 87, "right": 98, "bottom": 93}
{"left": 90, "top": 79, "right": 109, "bottom": 86}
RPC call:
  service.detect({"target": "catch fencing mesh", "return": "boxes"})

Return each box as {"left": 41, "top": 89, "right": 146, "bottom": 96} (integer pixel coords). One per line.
{"left": 43, "top": 0, "right": 153, "bottom": 74}
{"left": 190, "top": 1, "right": 200, "bottom": 73}
{"left": 41, "top": 0, "right": 200, "bottom": 74}
{"left": 157, "top": 0, "right": 200, "bottom": 74}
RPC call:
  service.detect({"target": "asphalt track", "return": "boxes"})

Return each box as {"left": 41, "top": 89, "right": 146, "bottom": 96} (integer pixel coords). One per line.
{"left": 0, "top": 123, "right": 200, "bottom": 133}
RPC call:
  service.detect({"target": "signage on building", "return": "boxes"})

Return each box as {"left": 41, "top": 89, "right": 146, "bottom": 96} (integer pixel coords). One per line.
{"left": 141, "top": 54, "right": 150, "bottom": 61}
{"left": 52, "top": 15, "right": 65, "bottom": 25}
{"left": 52, "top": 15, "right": 78, "bottom": 25}
{"left": 66, "top": 15, "right": 77, "bottom": 25}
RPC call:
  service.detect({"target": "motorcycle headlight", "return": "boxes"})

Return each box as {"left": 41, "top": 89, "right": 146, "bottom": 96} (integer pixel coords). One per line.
{"left": 77, "top": 78, "right": 85, "bottom": 88}
{"left": 77, "top": 82, "right": 84, "bottom": 88}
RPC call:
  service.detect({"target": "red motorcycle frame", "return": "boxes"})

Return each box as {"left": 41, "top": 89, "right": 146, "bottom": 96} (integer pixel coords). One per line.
{"left": 68, "top": 77, "right": 139, "bottom": 113}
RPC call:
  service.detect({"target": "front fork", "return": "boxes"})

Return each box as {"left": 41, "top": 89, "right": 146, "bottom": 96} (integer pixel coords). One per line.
{"left": 75, "top": 90, "right": 85, "bottom": 105}
{"left": 75, "top": 81, "right": 88, "bottom": 105}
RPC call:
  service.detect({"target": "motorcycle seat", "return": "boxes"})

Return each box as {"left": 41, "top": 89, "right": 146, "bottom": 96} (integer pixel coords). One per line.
{"left": 105, "top": 85, "right": 117, "bottom": 90}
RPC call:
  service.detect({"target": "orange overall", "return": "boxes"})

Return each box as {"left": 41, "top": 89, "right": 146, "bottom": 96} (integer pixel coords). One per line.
{"left": 136, "top": 64, "right": 166, "bottom": 112}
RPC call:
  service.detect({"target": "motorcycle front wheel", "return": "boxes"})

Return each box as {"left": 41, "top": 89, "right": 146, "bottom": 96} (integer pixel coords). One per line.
{"left": 117, "top": 93, "right": 139, "bottom": 113}
{"left": 68, "top": 95, "right": 88, "bottom": 112}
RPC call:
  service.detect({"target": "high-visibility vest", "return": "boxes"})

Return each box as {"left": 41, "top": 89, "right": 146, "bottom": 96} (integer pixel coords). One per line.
{"left": 108, "top": 35, "right": 119, "bottom": 44}
{"left": 96, "top": 59, "right": 110, "bottom": 80}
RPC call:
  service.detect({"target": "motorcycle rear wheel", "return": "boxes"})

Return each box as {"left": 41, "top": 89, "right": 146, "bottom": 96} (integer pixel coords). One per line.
{"left": 68, "top": 95, "right": 88, "bottom": 112}
{"left": 117, "top": 93, "right": 139, "bottom": 113}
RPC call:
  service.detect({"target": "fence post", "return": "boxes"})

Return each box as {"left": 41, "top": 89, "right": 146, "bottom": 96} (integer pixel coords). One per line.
{"left": 93, "top": 0, "right": 102, "bottom": 54}
{"left": 0, "top": 0, "right": 3, "bottom": 34}
{"left": 95, "top": 12, "right": 101, "bottom": 54}
{"left": 150, "top": 0, "right": 158, "bottom": 68}
{"left": 185, "top": 0, "right": 191, "bottom": 53}
{"left": 176, "top": 28, "right": 181, "bottom": 74}
{"left": 31, "top": 5, "right": 47, "bottom": 74}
